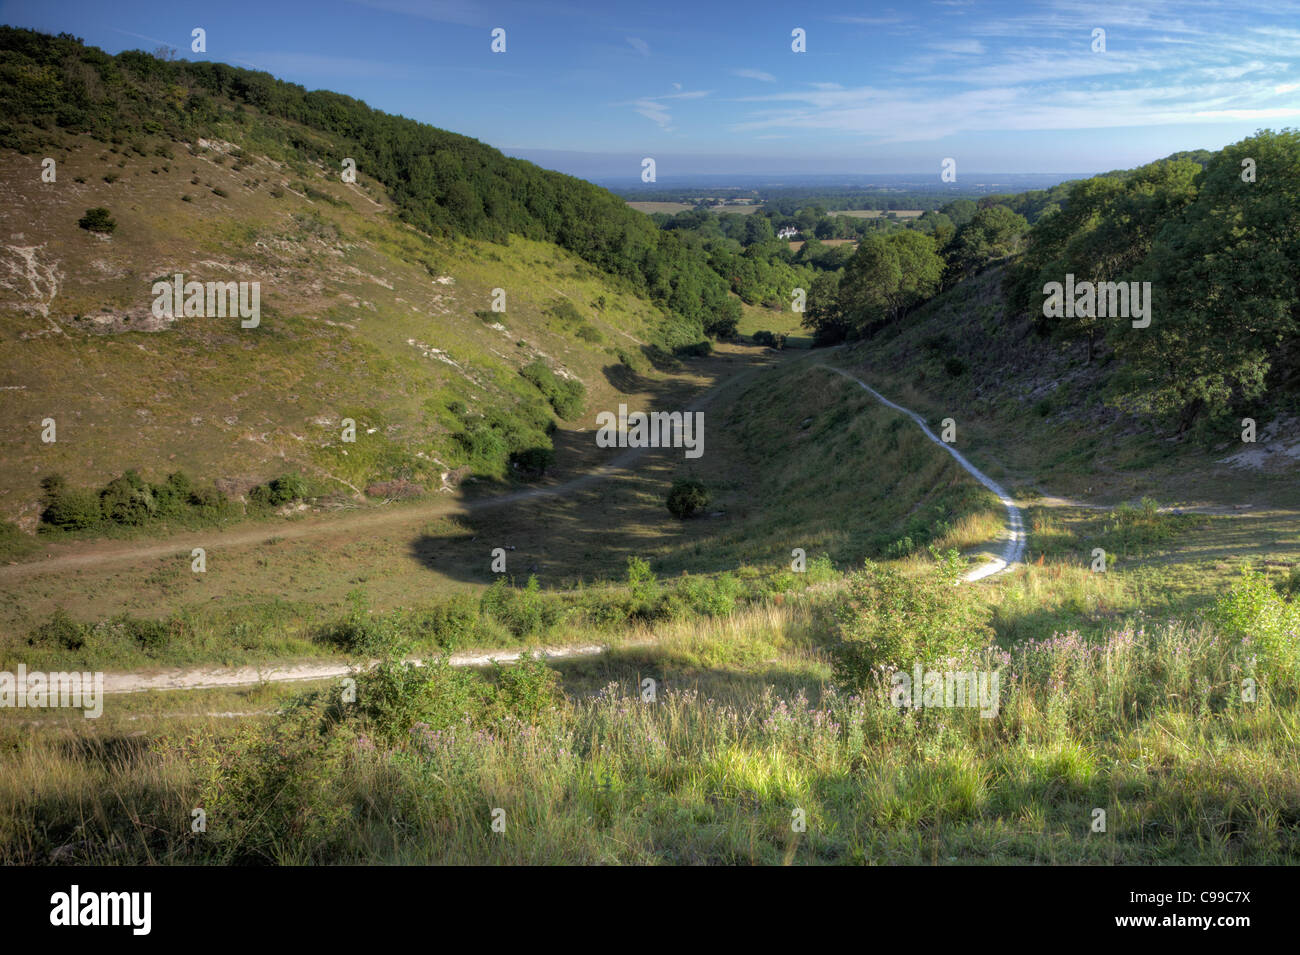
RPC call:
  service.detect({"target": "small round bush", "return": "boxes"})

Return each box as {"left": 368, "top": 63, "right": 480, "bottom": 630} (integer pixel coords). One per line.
{"left": 250, "top": 474, "right": 308, "bottom": 509}
{"left": 78, "top": 207, "right": 116, "bottom": 234}
{"left": 666, "top": 479, "right": 710, "bottom": 519}
{"left": 100, "top": 470, "right": 157, "bottom": 526}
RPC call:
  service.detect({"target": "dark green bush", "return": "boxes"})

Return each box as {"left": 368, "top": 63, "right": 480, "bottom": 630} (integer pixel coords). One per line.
{"left": 520, "top": 360, "right": 586, "bottom": 421}
{"left": 360, "top": 656, "right": 483, "bottom": 745}
{"left": 77, "top": 207, "right": 116, "bottom": 233}
{"left": 509, "top": 446, "right": 555, "bottom": 480}
{"left": 187, "top": 484, "right": 228, "bottom": 514}
{"left": 666, "top": 479, "right": 710, "bottom": 519}
{"left": 479, "top": 576, "right": 561, "bottom": 637}
{"left": 27, "top": 609, "right": 88, "bottom": 651}
{"left": 321, "top": 589, "right": 400, "bottom": 656}
{"left": 127, "top": 617, "right": 172, "bottom": 654}
{"left": 625, "top": 556, "right": 661, "bottom": 620}
{"left": 39, "top": 475, "right": 103, "bottom": 530}
{"left": 418, "top": 594, "right": 480, "bottom": 648}
{"left": 249, "top": 474, "right": 309, "bottom": 509}
{"left": 100, "top": 470, "right": 157, "bottom": 525}
{"left": 152, "top": 471, "right": 195, "bottom": 516}
{"left": 455, "top": 421, "right": 508, "bottom": 464}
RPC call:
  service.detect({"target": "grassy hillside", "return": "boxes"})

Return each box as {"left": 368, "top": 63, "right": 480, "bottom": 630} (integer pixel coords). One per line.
{"left": 0, "top": 130, "right": 700, "bottom": 532}
{"left": 833, "top": 268, "right": 1300, "bottom": 507}
{"left": 0, "top": 28, "right": 740, "bottom": 338}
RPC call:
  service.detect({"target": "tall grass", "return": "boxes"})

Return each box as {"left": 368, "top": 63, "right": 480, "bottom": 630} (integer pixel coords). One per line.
{"left": 3, "top": 587, "right": 1296, "bottom": 865}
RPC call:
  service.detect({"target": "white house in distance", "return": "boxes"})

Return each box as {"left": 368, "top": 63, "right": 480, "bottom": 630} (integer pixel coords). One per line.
{"left": 776, "top": 226, "right": 800, "bottom": 239}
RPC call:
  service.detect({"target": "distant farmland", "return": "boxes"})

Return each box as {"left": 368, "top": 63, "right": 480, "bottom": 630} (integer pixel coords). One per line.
{"left": 626, "top": 201, "right": 764, "bottom": 215}
{"left": 828, "top": 209, "right": 923, "bottom": 218}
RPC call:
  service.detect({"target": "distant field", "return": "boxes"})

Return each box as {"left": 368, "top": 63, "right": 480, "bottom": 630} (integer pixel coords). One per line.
{"left": 736, "top": 302, "right": 811, "bottom": 347}
{"left": 829, "top": 209, "right": 923, "bottom": 218}
{"left": 626, "top": 201, "right": 764, "bottom": 215}
{"left": 789, "top": 239, "right": 857, "bottom": 252}
{"left": 626, "top": 201, "right": 696, "bottom": 214}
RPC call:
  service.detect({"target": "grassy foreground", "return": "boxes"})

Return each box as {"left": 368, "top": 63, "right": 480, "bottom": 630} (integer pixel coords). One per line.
{"left": 2, "top": 566, "right": 1297, "bottom": 866}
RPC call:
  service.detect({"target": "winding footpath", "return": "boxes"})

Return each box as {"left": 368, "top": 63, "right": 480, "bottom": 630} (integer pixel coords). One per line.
{"left": 817, "top": 364, "right": 1025, "bottom": 582}
{"left": 41, "top": 359, "right": 1025, "bottom": 696}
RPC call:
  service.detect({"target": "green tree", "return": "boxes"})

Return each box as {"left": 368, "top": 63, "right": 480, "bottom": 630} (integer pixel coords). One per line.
{"left": 1113, "top": 131, "right": 1300, "bottom": 428}
{"left": 837, "top": 231, "right": 943, "bottom": 336}
{"left": 801, "top": 270, "right": 846, "bottom": 345}
{"left": 944, "top": 205, "right": 1028, "bottom": 284}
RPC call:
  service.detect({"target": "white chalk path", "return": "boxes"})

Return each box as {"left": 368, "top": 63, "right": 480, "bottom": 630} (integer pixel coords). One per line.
{"left": 99, "top": 642, "right": 623, "bottom": 696}
{"left": 816, "top": 365, "right": 1024, "bottom": 582}
{"left": 79, "top": 360, "right": 1022, "bottom": 697}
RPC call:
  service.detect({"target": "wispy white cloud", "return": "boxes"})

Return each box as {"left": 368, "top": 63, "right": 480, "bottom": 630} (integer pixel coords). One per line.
{"left": 624, "top": 88, "right": 711, "bottom": 131}
{"left": 729, "top": 71, "right": 1300, "bottom": 142}
{"left": 1200, "top": 60, "right": 1283, "bottom": 80}
{"left": 733, "top": 68, "right": 777, "bottom": 82}
{"left": 927, "top": 39, "right": 985, "bottom": 55}
{"left": 724, "top": 0, "right": 1300, "bottom": 143}
{"left": 634, "top": 98, "right": 672, "bottom": 128}
{"left": 828, "top": 15, "right": 906, "bottom": 26}
{"left": 626, "top": 36, "right": 650, "bottom": 57}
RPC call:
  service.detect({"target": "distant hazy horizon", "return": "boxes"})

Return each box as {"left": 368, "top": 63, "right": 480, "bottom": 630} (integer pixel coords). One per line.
{"left": 4, "top": 0, "right": 1297, "bottom": 183}
{"left": 502, "top": 151, "right": 1104, "bottom": 189}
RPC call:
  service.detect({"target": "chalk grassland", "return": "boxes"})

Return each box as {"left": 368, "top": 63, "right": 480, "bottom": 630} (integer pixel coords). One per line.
{"left": 0, "top": 135, "right": 681, "bottom": 531}
{"left": 0, "top": 343, "right": 768, "bottom": 653}
{"left": 2, "top": 321, "right": 1299, "bottom": 864}
{"left": 0, "top": 349, "right": 1004, "bottom": 670}
{"left": 4, "top": 336, "right": 1298, "bottom": 681}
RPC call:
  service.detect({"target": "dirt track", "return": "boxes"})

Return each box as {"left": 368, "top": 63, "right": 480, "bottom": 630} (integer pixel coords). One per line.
{"left": 13, "top": 357, "right": 1028, "bottom": 696}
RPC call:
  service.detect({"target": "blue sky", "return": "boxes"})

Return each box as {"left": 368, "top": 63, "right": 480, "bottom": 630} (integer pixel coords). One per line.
{"left": 5, "top": 0, "right": 1300, "bottom": 180}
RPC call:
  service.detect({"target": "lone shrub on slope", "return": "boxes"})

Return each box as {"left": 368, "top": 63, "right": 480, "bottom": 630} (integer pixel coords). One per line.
{"left": 520, "top": 360, "right": 586, "bottom": 421}
{"left": 666, "top": 479, "right": 710, "bottom": 519}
